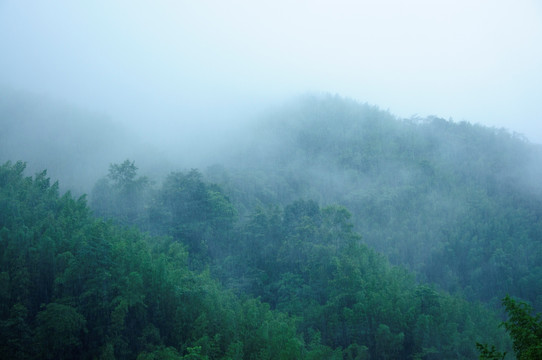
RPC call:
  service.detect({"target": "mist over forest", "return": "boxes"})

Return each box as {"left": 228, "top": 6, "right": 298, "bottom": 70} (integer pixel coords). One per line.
{"left": 2, "top": 88, "right": 542, "bottom": 359}
{"left": 2, "top": 1, "right": 542, "bottom": 359}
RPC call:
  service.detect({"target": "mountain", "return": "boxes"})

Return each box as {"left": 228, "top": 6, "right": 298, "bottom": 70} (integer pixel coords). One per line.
{"left": 3, "top": 92, "right": 541, "bottom": 358}
{"left": 207, "top": 94, "right": 542, "bottom": 310}
{"left": 0, "top": 160, "right": 511, "bottom": 359}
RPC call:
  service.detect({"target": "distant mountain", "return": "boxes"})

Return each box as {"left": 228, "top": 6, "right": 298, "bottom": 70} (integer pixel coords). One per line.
{"left": 3, "top": 88, "right": 541, "bottom": 311}
{"left": 207, "top": 94, "right": 542, "bottom": 310}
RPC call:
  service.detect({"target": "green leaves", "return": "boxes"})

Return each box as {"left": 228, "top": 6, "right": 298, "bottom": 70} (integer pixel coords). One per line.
{"left": 0, "top": 160, "right": 311, "bottom": 359}
{"left": 35, "top": 303, "right": 87, "bottom": 360}
{"left": 0, "top": 158, "right": 520, "bottom": 359}
{"left": 476, "top": 343, "right": 506, "bottom": 360}
{"left": 501, "top": 296, "right": 542, "bottom": 359}
{"left": 108, "top": 160, "right": 139, "bottom": 188}
{"left": 477, "top": 295, "right": 542, "bottom": 359}
{"left": 91, "top": 159, "right": 150, "bottom": 226}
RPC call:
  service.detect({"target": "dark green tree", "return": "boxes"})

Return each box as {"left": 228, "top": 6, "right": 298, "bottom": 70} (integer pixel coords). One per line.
{"left": 478, "top": 295, "right": 542, "bottom": 359}
{"left": 35, "top": 303, "right": 87, "bottom": 360}
{"left": 501, "top": 295, "right": 542, "bottom": 359}
{"left": 149, "top": 169, "right": 236, "bottom": 266}
{"left": 91, "top": 159, "right": 150, "bottom": 226}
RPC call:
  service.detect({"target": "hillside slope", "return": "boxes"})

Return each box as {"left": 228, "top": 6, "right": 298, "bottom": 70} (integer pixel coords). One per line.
{"left": 208, "top": 95, "right": 542, "bottom": 310}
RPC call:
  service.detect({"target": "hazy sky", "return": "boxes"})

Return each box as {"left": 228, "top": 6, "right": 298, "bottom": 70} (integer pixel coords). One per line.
{"left": 1, "top": 0, "right": 541, "bottom": 144}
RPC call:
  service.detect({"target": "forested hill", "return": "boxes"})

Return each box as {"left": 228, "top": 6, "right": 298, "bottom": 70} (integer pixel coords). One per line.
{"left": 2, "top": 93, "right": 542, "bottom": 358}
{"left": 206, "top": 95, "right": 542, "bottom": 310}
{"left": 0, "top": 161, "right": 511, "bottom": 359}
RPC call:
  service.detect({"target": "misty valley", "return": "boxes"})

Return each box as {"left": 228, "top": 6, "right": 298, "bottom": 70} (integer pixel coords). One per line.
{"left": 2, "top": 93, "right": 542, "bottom": 359}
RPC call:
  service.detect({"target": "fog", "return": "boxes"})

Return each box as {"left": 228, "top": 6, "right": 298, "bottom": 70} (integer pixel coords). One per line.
{"left": 3, "top": 4, "right": 542, "bottom": 355}
{"left": 1, "top": 0, "right": 541, "bottom": 150}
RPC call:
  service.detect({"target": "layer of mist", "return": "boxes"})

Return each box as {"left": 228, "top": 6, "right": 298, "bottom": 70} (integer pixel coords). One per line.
{"left": 2, "top": 89, "right": 542, "bottom": 309}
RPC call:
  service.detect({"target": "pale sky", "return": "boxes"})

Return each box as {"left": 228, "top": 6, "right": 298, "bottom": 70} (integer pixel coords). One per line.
{"left": 1, "top": 0, "right": 541, "bottom": 143}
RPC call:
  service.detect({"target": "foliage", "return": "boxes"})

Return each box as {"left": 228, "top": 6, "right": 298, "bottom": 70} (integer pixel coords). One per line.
{"left": 147, "top": 169, "right": 237, "bottom": 266}
{"left": 7, "top": 95, "right": 542, "bottom": 359}
{"left": 478, "top": 295, "right": 542, "bottom": 359}
{"left": 501, "top": 296, "right": 542, "bottom": 359}
{"left": 0, "top": 161, "right": 305, "bottom": 359}
{"left": 0, "top": 159, "right": 514, "bottom": 359}
{"left": 476, "top": 343, "right": 506, "bottom": 360}
{"left": 207, "top": 95, "right": 542, "bottom": 312}
{"left": 91, "top": 159, "right": 151, "bottom": 227}
{"left": 35, "top": 303, "right": 87, "bottom": 360}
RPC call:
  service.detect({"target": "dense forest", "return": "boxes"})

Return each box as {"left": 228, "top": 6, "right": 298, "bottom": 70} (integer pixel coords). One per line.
{"left": 206, "top": 96, "right": 542, "bottom": 311}
{"left": 2, "top": 93, "right": 542, "bottom": 359}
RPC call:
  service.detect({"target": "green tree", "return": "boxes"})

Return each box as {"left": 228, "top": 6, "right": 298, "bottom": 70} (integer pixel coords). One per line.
{"left": 150, "top": 169, "right": 236, "bottom": 265}
{"left": 91, "top": 159, "right": 150, "bottom": 226}
{"left": 0, "top": 303, "right": 32, "bottom": 359}
{"left": 478, "top": 295, "right": 542, "bottom": 359}
{"left": 35, "top": 303, "right": 87, "bottom": 360}
{"left": 476, "top": 343, "right": 506, "bottom": 360}
{"left": 501, "top": 295, "right": 542, "bottom": 359}
{"left": 108, "top": 160, "right": 139, "bottom": 188}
